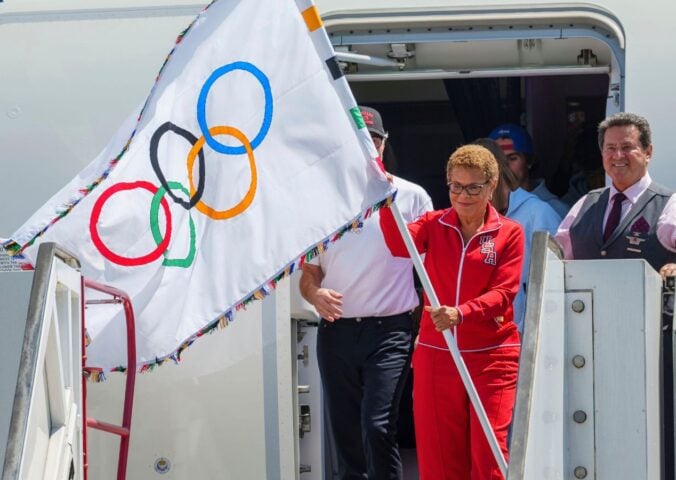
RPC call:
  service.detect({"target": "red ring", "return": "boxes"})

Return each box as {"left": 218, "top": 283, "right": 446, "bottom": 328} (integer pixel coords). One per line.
{"left": 90, "top": 181, "right": 172, "bottom": 266}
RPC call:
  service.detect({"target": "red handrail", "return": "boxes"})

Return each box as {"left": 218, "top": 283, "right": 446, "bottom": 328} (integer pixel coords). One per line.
{"left": 82, "top": 278, "right": 137, "bottom": 480}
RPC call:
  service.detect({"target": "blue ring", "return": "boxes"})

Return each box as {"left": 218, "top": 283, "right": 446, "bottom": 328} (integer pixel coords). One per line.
{"left": 196, "top": 61, "right": 273, "bottom": 155}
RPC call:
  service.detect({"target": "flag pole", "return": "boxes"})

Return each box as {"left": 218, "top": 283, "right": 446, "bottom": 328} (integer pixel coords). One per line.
{"left": 390, "top": 201, "right": 508, "bottom": 478}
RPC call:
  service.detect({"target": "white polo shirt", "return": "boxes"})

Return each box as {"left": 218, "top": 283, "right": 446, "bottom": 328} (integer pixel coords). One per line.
{"left": 311, "top": 175, "right": 432, "bottom": 318}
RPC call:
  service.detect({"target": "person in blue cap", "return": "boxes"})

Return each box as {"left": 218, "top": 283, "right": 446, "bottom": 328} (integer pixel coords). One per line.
{"left": 489, "top": 123, "right": 570, "bottom": 218}
{"left": 472, "top": 137, "right": 561, "bottom": 333}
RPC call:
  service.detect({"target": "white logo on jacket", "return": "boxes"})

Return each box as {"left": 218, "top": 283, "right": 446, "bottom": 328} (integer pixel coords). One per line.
{"left": 480, "top": 235, "right": 497, "bottom": 265}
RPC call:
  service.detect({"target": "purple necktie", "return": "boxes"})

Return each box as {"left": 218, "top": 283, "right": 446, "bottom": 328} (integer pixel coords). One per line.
{"left": 603, "top": 192, "right": 627, "bottom": 242}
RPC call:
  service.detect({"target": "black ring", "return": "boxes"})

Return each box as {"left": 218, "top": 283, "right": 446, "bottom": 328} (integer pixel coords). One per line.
{"left": 149, "top": 121, "right": 205, "bottom": 210}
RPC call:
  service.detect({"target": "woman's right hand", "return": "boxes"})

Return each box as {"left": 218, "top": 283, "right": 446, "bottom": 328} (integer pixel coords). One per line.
{"left": 424, "top": 305, "right": 460, "bottom": 331}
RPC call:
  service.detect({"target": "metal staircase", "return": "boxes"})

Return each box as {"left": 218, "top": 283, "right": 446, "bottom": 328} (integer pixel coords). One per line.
{"left": 1, "top": 243, "right": 137, "bottom": 480}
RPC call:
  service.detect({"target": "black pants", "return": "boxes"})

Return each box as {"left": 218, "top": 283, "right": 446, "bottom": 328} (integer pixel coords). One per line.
{"left": 317, "top": 313, "right": 414, "bottom": 480}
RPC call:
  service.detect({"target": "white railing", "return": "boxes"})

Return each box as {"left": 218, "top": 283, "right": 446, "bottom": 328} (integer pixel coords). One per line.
{"left": 509, "top": 233, "right": 566, "bottom": 479}
{"left": 2, "top": 243, "right": 84, "bottom": 480}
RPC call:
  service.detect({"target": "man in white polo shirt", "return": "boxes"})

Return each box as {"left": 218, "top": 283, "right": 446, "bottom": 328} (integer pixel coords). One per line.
{"left": 300, "top": 106, "right": 432, "bottom": 480}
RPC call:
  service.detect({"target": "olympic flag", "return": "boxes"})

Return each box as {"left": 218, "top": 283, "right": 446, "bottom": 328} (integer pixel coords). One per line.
{"left": 3, "top": 0, "right": 392, "bottom": 371}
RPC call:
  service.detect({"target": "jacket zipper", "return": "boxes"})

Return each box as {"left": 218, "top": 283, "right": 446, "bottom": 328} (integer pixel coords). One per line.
{"left": 446, "top": 223, "right": 500, "bottom": 342}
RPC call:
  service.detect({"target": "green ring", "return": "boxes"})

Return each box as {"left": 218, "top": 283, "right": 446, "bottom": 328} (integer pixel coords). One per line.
{"left": 150, "top": 181, "right": 196, "bottom": 268}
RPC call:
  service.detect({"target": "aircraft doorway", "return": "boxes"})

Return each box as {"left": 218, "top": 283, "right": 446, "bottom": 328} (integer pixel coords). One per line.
{"left": 352, "top": 71, "right": 609, "bottom": 463}
{"left": 354, "top": 73, "right": 609, "bottom": 211}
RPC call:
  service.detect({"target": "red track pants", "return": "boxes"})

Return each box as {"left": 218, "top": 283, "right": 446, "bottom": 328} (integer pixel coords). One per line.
{"left": 413, "top": 344, "right": 520, "bottom": 480}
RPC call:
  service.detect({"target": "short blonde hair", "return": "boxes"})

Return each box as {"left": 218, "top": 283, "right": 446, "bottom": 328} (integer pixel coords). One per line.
{"left": 446, "top": 145, "right": 499, "bottom": 183}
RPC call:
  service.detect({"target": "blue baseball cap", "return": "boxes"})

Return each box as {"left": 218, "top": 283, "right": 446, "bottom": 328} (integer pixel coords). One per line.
{"left": 488, "top": 124, "right": 533, "bottom": 155}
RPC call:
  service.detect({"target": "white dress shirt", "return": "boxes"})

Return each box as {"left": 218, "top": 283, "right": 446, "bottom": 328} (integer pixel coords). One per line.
{"left": 555, "top": 173, "right": 676, "bottom": 259}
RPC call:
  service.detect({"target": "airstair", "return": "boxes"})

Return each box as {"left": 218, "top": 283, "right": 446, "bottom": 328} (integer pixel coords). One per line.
{"left": 0, "top": 243, "right": 137, "bottom": 480}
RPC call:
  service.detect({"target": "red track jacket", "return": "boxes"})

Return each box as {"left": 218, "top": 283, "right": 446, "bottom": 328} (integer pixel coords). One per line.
{"left": 380, "top": 204, "right": 525, "bottom": 351}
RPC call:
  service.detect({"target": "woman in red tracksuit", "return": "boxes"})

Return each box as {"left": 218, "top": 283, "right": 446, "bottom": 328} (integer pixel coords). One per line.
{"left": 380, "top": 144, "right": 525, "bottom": 480}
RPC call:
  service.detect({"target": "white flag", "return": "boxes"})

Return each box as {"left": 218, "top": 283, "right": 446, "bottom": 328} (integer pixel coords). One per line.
{"left": 4, "top": 0, "right": 392, "bottom": 371}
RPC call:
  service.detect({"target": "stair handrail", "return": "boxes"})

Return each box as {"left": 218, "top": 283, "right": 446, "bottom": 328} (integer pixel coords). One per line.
{"left": 82, "top": 279, "right": 137, "bottom": 480}
{"left": 1, "top": 243, "right": 81, "bottom": 480}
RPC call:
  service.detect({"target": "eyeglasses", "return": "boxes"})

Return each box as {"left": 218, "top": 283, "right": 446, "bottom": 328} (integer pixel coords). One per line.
{"left": 447, "top": 181, "right": 490, "bottom": 196}
{"left": 370, "top": 134, "right": 385, "bottom": 148}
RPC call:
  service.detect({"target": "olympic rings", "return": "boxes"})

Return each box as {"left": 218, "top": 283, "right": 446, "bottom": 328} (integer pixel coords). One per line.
{"left": 149, "top": 122, "right": 205, "bottom": 210}
{"left": 196, "top": 61, "right": 273, "bottom": 155}
{"left": 187, "top": 125, "right": 257, "bottom": 220}
{"left": 90, "top": 181, "right": 172, "bottom": 267}
{"left": 89, "top": 61, "right": 272, "bottom": 269}
{"left": 150, "top": 181, "right": 196, "bottom": 268}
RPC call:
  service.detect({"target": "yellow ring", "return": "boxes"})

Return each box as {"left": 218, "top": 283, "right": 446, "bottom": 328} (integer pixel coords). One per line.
{"left": 187, "top": 125, "right": 257, "bottom": 220}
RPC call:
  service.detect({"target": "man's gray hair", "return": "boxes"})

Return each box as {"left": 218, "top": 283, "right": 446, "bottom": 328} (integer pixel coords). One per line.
{"left": 598, "top": 112, "right": 652, "bottom": 150}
